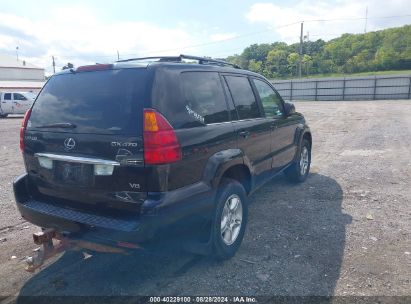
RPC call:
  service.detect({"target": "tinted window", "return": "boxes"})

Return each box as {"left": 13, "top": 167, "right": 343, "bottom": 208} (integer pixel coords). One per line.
{"left": 13, "top": 93, "right": 27, "bottom": 101}
{"left": 180, "top": 72, "right": 228, "bottom": 125}
{"left": 253, "top": 79, "right": 284, "bottom": 117}
{"left": 221, "top": 78, "right": 238, "bottom": 121}
{"left": 4, "top": 93, "right": 11, "bottom": 100}
{"left": 225, "top": 76, "right": 260, "bottom": 120}
{"left": 28, "top": 69, "right": 148, "bottom": 134}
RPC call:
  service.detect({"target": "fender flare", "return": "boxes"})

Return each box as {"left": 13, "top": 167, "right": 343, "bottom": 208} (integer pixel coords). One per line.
{"left": 202, "top": 148, "right": 250, "bottom": 189}
{"left": 293, "top": 124, "right": 312, "bottom": 162}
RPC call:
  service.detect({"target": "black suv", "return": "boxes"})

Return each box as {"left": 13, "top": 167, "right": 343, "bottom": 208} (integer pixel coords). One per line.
{"left": 14, "top": 55, "right": 311, "bottom": 259}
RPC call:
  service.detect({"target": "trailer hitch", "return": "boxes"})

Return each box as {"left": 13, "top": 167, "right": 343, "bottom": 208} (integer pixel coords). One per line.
{"left": 25, "top": 228, "right": 65, "bottom": 272}
{"left": 25, "top": 228, "right": 130, "bottom": 272}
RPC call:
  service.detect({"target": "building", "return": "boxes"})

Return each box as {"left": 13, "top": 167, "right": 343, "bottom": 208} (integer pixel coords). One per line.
{"left": 0, "top": 53, "right": 45, "bottom": 93}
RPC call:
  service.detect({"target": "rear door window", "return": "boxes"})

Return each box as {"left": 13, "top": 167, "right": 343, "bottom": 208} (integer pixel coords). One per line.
{"left": 180, "top": 72, "right": 229, "bottom": 125}
{"left": 28, "top": 69, "right": 149, "bottom": 134}
{"left": 221, "top": 78, "right": 238, "bottom": 121}
{"left": 4, "top": 93, "right": 11, "bottom": 100}
{"left": 224, "top": 76, "right": 261, "bottom": 120}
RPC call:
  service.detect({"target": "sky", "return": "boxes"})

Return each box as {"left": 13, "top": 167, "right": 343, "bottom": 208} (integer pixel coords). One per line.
{"left": 0, "top": 0, "right": 410, "bottom": 75}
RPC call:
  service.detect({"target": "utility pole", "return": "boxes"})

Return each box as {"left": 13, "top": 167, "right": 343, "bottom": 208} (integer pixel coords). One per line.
{"left": 16, "top": 46, "right": 19, "bottom": 61}
{"left": 117, "top": 50, "right": 120, "bottom": 61}
{"left": 52, "top": 56, "right": 56, "bottom": 74}
{"left": 298, "top": 22, "right": 304, "bottom": 78}
{"left": 364, "top": 6, "right": 368, "bottom": 33}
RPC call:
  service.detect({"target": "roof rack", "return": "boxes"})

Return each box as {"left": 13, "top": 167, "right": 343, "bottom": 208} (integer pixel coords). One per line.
{"left": 116, "top": 54, "right": 240, "bottom": 69}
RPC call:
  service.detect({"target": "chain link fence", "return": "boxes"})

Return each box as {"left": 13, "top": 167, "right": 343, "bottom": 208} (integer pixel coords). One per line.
{"left": 272, "top": 74, "right": 411, "bottom": 101}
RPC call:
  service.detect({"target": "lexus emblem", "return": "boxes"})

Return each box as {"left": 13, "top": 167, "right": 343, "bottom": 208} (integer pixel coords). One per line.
{"left": 64, "top": 138, "right": 76, "bottom": 150}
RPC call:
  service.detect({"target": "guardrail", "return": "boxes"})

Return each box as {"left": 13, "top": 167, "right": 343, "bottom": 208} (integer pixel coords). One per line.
{"left": 271, "top": 74, "right": 411, "bottom": 101}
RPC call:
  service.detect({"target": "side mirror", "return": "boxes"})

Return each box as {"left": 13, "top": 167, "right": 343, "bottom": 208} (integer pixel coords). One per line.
{"left": 284, "top": 102, "right": 296, "bottom": 116}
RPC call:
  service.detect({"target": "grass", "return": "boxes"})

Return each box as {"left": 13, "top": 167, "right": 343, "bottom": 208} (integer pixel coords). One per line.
{"left": 276, "top": 70, "right": 411, "bottom": 80}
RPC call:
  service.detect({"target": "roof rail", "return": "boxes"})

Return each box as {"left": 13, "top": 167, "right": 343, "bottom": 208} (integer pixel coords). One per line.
{"left": 116, "top": 54, "right": 240, "bottom": 69}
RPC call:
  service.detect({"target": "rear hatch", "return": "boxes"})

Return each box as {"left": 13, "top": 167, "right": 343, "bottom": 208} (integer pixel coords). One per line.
{"left": 24, "top": 67, "right": 151, "bottom": 215}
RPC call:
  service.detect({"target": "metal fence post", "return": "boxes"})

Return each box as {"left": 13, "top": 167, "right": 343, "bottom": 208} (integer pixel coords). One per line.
{"left": 342, "top": 78, "right": 346, "bottom": 101}
{"left": 373, "top": 76, "right": 378, "bottom": 100}
{"left": 290, "top": 80, "right": 293, "bottom": 101}
{"left": 315, "top": 80, "right": 318, "bottom": 101}
{"left": 408, "top": 77, "right": 411, "bottom": 99}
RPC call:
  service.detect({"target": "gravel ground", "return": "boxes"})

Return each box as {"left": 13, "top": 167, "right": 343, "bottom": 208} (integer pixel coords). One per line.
{"left": 0, "top": 101, "right": 410, "bottom": 301}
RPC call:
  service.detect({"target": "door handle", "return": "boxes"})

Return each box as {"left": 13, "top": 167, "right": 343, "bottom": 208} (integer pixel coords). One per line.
{"left": 238, "top": 130, "right": 250, "bottom": 138}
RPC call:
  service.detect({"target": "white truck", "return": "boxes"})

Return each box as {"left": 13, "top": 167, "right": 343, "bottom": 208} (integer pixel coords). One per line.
{"left": 0, "top": 92, "right": 36, "bottom": 118}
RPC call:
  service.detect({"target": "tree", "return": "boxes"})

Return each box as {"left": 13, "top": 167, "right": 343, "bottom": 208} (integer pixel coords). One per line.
{"left": 62, "top": 63, "right": 74, "bottom": 70}
{"left": 266, "top": 49, "right": 288, "bottom": 78}
{"left": 287, "top": 53, "right": 299, "bottom": 76}
{"left": 248, "top": 59, "right": 263, "bottom": 73}
{"left": 374, "top": 47, "right": 398, "bottom": 70}
{"left": 224, "top": 24, "right": 411, "bottom": 79}
{"left": 302, "top": 54, "right": 312, "bottom": 75}
{"left": 226, "top": 54, "right": 246, "bottom": 69}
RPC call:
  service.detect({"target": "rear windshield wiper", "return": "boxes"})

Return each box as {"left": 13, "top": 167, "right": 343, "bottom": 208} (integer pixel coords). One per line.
{"left": 36, "top": 122, "right": 77, "bottom": 129}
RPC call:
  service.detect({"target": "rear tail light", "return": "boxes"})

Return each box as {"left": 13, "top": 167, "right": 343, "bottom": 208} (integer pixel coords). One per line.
{"left": 143, "top": 109, "right": 181, "bottom": 165}
{"left": 20, "top": 108, "right": 32, "bottom": 152}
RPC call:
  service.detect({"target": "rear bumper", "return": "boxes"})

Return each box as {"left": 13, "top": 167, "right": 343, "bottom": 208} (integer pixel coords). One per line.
{"left": 14, "top": 174, "right": 215, "bottom": 245}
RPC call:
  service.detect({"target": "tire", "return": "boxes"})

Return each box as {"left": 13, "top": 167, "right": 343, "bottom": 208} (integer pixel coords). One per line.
{"left": 211, "top": 178, "right": 248, "bottom": 260}
{"left": 0, "top": 113, "right": 8, "bottom": 118}
{"left": 284, "top": 138, "right": 311, "bottom": 183}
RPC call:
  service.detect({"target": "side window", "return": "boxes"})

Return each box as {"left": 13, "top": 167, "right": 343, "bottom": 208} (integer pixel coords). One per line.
{"left": 224, "top": 76, "right": 261, "bottom": 119}
{"left": 253, "top": 79, "right": 284, "bottom": 117}
{"left": 221, "top": 78, "right": 238, "bottom": 121}
{"left": 180, "top": 72, "right": 229, "bottom": 125}
{"left": 13, "top": 93, "right": 27, "bottom": 101}
{"left": 4, "top": 93, "right": 12, "bottom": 100}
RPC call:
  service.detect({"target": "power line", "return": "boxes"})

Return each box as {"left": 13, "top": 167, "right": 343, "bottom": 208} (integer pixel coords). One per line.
{"left": 208, "top": 48, "right": 248, "bottom": 58}
{"left": 304, "top": 13, "right": 411, "bottom": 23}
{"left": 116, "top": 14, "right": 411, "bottom": 59}
{"left": 120, "top": 21, "right": 302, "bottom": 58}
{"left": 364, "top": 6, "right": 368, "bottom": 33}
{"left": 40, "top": 13, "right": 411, "bottom": 63}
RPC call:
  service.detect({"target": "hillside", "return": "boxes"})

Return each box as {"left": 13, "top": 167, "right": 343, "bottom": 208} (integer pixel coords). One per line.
{"left": 226, "top": 24, "right": 411, "bottom": 79}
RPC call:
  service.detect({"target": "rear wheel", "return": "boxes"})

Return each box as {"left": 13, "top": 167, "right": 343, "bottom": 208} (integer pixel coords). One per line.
{"left": 211, "top": 178, "right": 248, "bottom": 260}
{"left": 284, "top": 138, "right": 311, "bottom": 183}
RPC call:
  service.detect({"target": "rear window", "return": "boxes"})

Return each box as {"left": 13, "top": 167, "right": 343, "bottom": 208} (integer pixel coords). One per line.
{"left": 28, "top": 69, "right": 149, "bottom": 134}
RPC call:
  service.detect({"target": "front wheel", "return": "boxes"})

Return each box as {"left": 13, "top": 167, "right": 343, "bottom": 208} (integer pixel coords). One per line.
{"left": 284, "top": 138, "right": 311, "bottom": 183}
{"left": 211, "top": 178, "right": 248, "bottom": 260}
